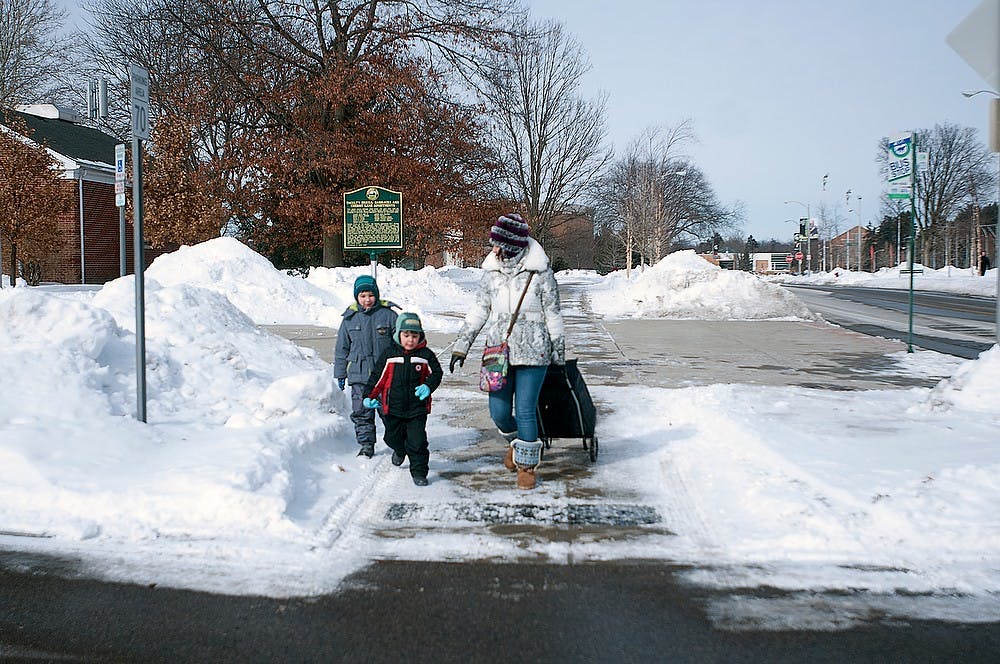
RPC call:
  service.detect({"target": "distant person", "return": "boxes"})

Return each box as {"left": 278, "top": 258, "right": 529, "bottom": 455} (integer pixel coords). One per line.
{"left": 362, "top": 313, "right": 443, "bottom": 486}
{"left": 979, "top": 250, "right": 991, "bottom": 276}
{"left": 334, "top": 275, "right": 398, "bottom": 458}
{"left": 449, "top": 213, "right": 565, "bottom": 490}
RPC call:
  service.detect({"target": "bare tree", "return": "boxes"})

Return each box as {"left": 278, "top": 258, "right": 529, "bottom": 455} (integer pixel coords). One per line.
{"left": 0, "top": 0, "right": 76, "bottom": 107}
{"left": 593, "top": 125, "right": 690, "bottom": 274}
{"left": 878, "top": 123, "right": 996, "bottom": 264}
{"left": 483, "top": 18, "right": 610, "bottom": 245}
{"left": 593, "top": 123, "right": 735, "bottom": 274}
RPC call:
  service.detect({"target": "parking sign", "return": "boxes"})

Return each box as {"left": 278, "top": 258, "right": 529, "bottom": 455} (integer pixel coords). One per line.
{"left": 115, "top": 143, "right": 126, "bottom": 207}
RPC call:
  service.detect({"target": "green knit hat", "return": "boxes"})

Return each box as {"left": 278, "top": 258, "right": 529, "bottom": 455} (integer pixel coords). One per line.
{"left": 394, "top": 312, "right": 424, "bottom": 344}
{"left": 353, "top": 275, "right": 379, "bottom": 301}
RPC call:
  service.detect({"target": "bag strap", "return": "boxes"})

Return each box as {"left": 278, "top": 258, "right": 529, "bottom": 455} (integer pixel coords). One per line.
{"left": 504, "top": 272, "right": 534, "bottom": 340}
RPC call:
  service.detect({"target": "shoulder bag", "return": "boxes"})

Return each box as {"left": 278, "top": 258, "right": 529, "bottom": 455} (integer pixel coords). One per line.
{"left": 479, "top": 273, "right": 534, "bottom": 392}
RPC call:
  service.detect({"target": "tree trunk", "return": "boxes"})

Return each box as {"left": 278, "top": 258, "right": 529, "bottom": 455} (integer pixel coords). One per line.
{"left": 9, "top": 242, "right": 17, "bottom": 287}
{"left": 323, "top": 231, "right": 344, "bottom": 267}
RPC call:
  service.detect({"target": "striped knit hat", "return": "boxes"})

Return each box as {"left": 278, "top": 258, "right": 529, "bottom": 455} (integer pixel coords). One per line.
{"left": 490, "top": 213, "right": 530, "bottom": 259}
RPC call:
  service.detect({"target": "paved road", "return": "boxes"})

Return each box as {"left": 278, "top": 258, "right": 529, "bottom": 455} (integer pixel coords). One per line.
{"left": 3, "top": 553, "right": 998, "bottom": 663}
{"left": 785, "top": 284, "right": 996, "bottom": 358}
{"left": 2, "top": 280, "right": 996, "bottom": 661}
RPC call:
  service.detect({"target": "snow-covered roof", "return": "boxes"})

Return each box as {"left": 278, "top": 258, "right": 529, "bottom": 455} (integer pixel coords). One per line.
{"left": 1, "top": 106, "right": 118, "bottom": 173}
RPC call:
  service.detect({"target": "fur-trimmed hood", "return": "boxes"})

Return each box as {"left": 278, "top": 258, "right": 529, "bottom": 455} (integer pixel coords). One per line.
{"left": 453, "top": 237, "right": 564, "bottom": 367}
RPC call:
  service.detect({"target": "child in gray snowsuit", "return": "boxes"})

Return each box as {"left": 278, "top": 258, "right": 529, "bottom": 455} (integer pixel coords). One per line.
{"left": 334, "top": 275, "right": 398, "bottom": 457}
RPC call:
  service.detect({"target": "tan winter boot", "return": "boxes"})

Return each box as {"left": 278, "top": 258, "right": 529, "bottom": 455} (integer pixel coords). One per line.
{"left": 512, "top": 439, "right": 542, "bottom": 490}
{"left": 516, "top": 465, "right": 537, "bottom": 490}
{"left": 499, "top": 429, "right": 518, "bottom": 472}
{"left": 504, "top": 445, "right": 517, "bottom": 472}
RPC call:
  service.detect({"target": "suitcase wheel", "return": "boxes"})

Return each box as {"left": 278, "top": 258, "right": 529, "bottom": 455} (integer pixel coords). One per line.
{"left": 586, "top": 436, "right": 599, "bottom": 463}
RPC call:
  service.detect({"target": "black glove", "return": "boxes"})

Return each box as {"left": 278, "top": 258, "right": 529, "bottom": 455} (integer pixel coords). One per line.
{"left": 449, "top": 353, "right": 466, "bottom": 373}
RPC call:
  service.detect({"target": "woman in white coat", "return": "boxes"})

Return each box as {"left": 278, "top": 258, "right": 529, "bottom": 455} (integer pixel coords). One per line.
{"left": 449, "top": 213, "right": 565, "bottom": 489}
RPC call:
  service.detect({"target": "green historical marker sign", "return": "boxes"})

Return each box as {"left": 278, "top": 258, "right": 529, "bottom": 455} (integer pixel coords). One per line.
{"left": 343, "top": 186, "right": 403, "bottom": 251}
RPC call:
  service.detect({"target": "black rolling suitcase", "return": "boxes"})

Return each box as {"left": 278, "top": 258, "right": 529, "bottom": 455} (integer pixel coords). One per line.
{"left": 535, "top": 359, "right": 599, "bottom": 462}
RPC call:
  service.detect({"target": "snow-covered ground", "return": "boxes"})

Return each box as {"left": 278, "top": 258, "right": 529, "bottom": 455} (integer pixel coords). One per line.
{"left": 768, "top": 262, "right": 997, "bottom": 297}
{"left": 1, "top": 239, "right": 998, "bottom": 627}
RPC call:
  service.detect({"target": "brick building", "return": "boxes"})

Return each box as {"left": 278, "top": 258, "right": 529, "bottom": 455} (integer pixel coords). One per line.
{"left": 827, "top": 225, "right": 868, "bottom": 271}
{"left": 545, "top": 208, "right": 595, "bottom": 270}
{"left": 1, "top": 104, "right": 136, "bottom": 284}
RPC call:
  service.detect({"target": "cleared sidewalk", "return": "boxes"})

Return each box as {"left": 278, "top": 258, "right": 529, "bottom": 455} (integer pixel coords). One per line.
{"left": 267, "top": 283, "right": 940, "bottom": 393}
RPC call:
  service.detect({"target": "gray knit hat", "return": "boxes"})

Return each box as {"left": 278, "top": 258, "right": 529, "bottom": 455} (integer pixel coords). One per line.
{"left": 489, "top": 213, "right": 530, "bottom": 259}
{"left": 394, "top": 312, "right": 424, "bottom": 344}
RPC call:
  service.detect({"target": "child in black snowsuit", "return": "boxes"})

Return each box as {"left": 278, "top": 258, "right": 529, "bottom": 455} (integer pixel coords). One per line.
{"left": 362, "top": 313, "right": 442, "bottom": 486}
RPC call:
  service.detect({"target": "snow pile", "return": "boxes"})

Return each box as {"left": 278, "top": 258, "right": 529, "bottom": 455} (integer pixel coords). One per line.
{"left": 2, "top": 237, "right": 999, "bottom": 611}
{"left": 597, "top": 379, "right": 1000, "bottom": 596}
{"left": 771, "top": 263, "right": 996, "bottom": 297}
{"left": 144, "top": 237, "right": 349, "bottom": 326}
{"left": 0, "top": 279, "right": 352, "bottom": 543}
{"left": 926, "top": 344, "right": 1000, "bottom": 413}
{"left": 1, "top": 271, "right": 27, "bottom": 288}
{"left": 588, "top": 250, "right": 814, "bottom": 320}
{"left": 307, "top": 264, "right": 475, "bottom": 332}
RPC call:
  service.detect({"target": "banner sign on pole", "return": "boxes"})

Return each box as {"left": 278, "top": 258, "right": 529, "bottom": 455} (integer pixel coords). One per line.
{"left": 887, "top": 132, "right": 914, "bottom": 199}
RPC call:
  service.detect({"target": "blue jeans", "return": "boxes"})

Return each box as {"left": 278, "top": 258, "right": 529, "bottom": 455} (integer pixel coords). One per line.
{"left": 488, "top": 364, "right": 547, "bottom": 442}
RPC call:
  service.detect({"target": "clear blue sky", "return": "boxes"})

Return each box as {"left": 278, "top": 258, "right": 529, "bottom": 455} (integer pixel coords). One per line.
{"left": 528, "top": 0, "right": 993, "bottom": 242}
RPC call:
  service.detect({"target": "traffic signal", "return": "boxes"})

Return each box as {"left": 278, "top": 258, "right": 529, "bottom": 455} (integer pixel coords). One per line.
{"left": 799, "top": 218, "right": 807, "bottom": 237}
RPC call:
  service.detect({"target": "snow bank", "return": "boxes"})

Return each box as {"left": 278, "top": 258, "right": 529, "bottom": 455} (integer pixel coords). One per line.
{"left": 145, "top": 237, "right": 349, "bottom": 326}
{"left": 307, "top": 264, "right": 475, "bottom": 332}
{"left": 926, "top": 345, "right": 1000, "bottom": 413}
{"left": 770, "top": 263, "right": 997, "bottom": 297}
{"left": 588, "top": 250, "right": 814, "bottom": 320}
{"left": 0, "top": 277, "right": 352, "bottom": 544}
{"left": 3, "top": 237, "right": 999, "bottom": 607}
{"left": 596, "top": 381, "right": 1000, "bottom": 596}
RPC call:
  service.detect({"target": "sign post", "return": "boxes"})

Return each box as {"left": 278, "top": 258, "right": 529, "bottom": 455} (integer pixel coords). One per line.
{"left": 129, "top": 63, "right": 149, "bottom": 422}
{"left": 343, "top": 187, "right": 403, "bottom": 279}
{"left": 115, "top": 143, "right": 126, "bottom": 276}
{"left": 886, "top": 132, "right": 918, "bottom": 352}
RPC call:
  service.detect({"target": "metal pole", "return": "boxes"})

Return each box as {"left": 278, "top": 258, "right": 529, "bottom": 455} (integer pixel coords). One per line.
{"left": 79, "top": 176, "right": 86, "bottom": 284}
{"left": 120, "top": 206, "right": 126, "bottom": 277}
{"left": 896, "top": 214, "right": 903, "bottom": 265}
{"left": 995, "top": 152, "right": 999, "bottom": 345}
{"left": 857, "top": 197, "right": 862, "bottom": 271}
{"left": 908, "top": 133, "right": 918, "bottom": 353}
{"left": 806, "top": 204, "right": 811, "bottom": 274}
{"left": 132, "top": 136, "right": 147, "bottom": 422}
